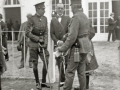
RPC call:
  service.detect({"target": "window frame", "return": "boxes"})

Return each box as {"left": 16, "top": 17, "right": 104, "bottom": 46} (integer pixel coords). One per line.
{"left": 4, "top": 0, "right": 20, "bottom": 7}
{"left": 88, "top": 0, "right": 112, "bottom": 34}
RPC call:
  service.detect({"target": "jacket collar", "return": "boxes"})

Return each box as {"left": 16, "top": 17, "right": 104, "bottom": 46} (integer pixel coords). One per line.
{"left": 56, "top": 14, "right": 64, "bottom": 19}
{"left": 74, "top": 10, "right": 82, "bottom": 15}
{"left": 35, "top": 13, "right": 42, "bottom": 18}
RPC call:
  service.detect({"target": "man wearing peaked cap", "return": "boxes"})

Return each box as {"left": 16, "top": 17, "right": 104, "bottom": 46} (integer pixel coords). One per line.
{"left": 57, "top": 0, "right": 91, "bottom": 90}
{"left": 34, "top": 0, "right": 45, "bottom": 9}
{"left": 25, "top": 1, "right": 50, "bottom": 89}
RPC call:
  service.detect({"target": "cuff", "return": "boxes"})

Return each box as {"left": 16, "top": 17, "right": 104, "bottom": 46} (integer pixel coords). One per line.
{"left": 57, "top": 40, "right": 60, "bottom": 45}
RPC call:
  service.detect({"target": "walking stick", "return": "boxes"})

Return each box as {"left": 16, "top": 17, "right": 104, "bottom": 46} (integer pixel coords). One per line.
{"left": 58, "top": 53, "right": 66, "bottom": 90}
{"left": 58, "top": 61, "right": 62, "bottom": 90}
{"left": 38, "top": 43, "right": 52, "bottom": 90}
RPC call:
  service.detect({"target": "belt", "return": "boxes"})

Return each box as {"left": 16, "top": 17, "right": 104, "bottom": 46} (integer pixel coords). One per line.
{"left": 78, "top": 34, "right": 88, "bottom": 38}
{"left": 72, "top": 34, "right": 88, "bottom": 48}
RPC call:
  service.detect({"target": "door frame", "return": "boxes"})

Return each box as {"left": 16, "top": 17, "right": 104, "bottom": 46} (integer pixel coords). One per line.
{"left": 3, "top": 0, "right": 21, "bottom": 22}
{"left": 87, "top": 0, "right": 112, "bottom": 41}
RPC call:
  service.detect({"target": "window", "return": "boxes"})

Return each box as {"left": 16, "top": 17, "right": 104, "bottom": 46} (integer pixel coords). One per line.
{"left": 88, "top": 1, "right": 110, "bottom": 33}
{"left": 100, "top": 2, "right": 109, "bottom": 33}
{"left": 88, "top": 2, "right": 98, "bottom": 33}
{"left": 5, "top": 0, "right": 20, "bottom": 5}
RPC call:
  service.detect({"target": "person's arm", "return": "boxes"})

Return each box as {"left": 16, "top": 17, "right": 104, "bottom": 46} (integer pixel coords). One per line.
{"left": 108, "top": 18, "right": 116, "bottom": 25}
{"left": 25, "top": 18, "right": 40, "bottom": 42}
{"left": 62, "top": 16, "right": 71, "bottom": 42}
{"left": 58, "top": 16, "right": 79, "bottom": 52}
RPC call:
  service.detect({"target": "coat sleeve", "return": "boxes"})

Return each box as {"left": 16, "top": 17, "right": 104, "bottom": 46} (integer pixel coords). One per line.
{"left": 108, "top": 19, "right": 115, "bottom": 25}
{"left": 25, "top": 18, "right": 40, "bottom": 42}
{"left": 58, "top": 17, "right": 79, "bottom": 52}
{"left": 44, "top": 17, "right": 48, "bottom": 45}
{"left": 50, "top": 19, "right": 59, "bottom": 44}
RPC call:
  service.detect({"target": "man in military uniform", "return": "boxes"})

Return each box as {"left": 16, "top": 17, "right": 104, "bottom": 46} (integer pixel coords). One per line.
{"left": 25, "top": 1, "right": 50, "bottom": 89}
{"left": 57, "top": 1, "right": 91, "bottom": 90}
{"left": 50, "top": 3, "right": 70, "bottom": 87}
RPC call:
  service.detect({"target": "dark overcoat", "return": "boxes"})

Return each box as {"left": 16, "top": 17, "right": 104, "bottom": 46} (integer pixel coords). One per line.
{"left": 86, "top": 23, "right": 99, "bottom": 72}
{"left": 107, "top": 18, "right": 116, "bottom": 31}
{"left": 50, "top": 15, "right": 70, "bottom": 45}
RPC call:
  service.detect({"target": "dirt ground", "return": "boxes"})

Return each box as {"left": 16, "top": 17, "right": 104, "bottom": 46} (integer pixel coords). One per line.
{"left": 1, "top": 41, "right": 120, "bottom": 90}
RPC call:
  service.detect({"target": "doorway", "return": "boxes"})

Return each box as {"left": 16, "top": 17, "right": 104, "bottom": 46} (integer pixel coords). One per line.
{"left": 4, "top": 7, "right": 21, "bottom": 24}
{"left": 4, "top": 7, "right": 21, "bottom": 40}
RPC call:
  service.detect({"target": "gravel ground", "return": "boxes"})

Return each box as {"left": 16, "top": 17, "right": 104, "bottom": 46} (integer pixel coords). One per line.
{"left": 1, "top": 41, "right": 120, "bottom": 90}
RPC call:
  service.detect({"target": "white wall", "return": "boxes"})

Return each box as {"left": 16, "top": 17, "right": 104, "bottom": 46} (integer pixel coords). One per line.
{"left": 0, "top": 0, "right": 55, "bottom": 83}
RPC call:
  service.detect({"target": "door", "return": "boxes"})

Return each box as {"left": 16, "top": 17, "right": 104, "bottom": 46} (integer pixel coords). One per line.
{"left": 88, "top": 0, "right": 112, "bottom": 41}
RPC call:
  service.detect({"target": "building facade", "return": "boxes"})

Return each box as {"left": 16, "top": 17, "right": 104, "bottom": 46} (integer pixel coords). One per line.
{"left": 0, "top": 0, "right": 120, "bottom": 41}
{"left": 0, "top": 0, "right": 120, "bottom": 82}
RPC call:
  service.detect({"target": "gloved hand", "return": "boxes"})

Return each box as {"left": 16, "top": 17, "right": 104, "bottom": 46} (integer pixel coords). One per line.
{"left": 38, "top": 39, "right": 44, "bottom": 44}
{"left": 57, "top": 40, "right": 63, "bottom": 46}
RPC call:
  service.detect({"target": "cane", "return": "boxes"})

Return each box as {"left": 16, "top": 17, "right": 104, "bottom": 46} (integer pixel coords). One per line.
{"left": 58, "top": 53, "right": 66, "bottom": 90}
{"left": 38, "top": 43, "right": 52, "bottom": 90}
{"left": 58, "top": 61, "right": 62, "bottom": 90}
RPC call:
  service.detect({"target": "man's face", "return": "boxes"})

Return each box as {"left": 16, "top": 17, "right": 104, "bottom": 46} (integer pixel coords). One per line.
{"left": 27, "top": 16, "right": 32, "bottom": 21}
{"left": 56, "top": 4, "right": 64, "bottom": 15}
{"left": 37, "top": 8, "right": 45, "bottom": 16}
{"left": 111, "top": 14, "right": 114, "bottom": 18}
{"left": 0, "top": 18, "right": 2, "bottom": 21}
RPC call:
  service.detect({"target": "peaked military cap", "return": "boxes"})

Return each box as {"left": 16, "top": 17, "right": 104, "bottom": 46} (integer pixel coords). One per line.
{"left": 34, "top": 0, "right": 45, "bottom": 9}
{"left": 70, "top": 0, "right": 82, "bottom": 8}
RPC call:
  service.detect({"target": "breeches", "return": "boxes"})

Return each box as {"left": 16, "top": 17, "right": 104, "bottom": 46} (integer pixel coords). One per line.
{"left": 63, "top": 47, "right": 87, "bottom": 90}
{"left": 29, "top": 47, "right": 49, "bottom": 69}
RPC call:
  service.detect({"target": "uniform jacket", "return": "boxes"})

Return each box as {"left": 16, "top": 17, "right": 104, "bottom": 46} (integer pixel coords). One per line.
{"left": 18, "top": 21, "right": 29, "bottom": 45}
{"left": 108, "top": 18, "right": 116, "bottom": 31}
{"left": 50, "top": 15, "right": 70, "bottom": 45}
{"left": 26, "top": 14, "right": 48, "bottom": 48}
{"left": 59, "top": 10, "right": 90, "bottom": 53}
